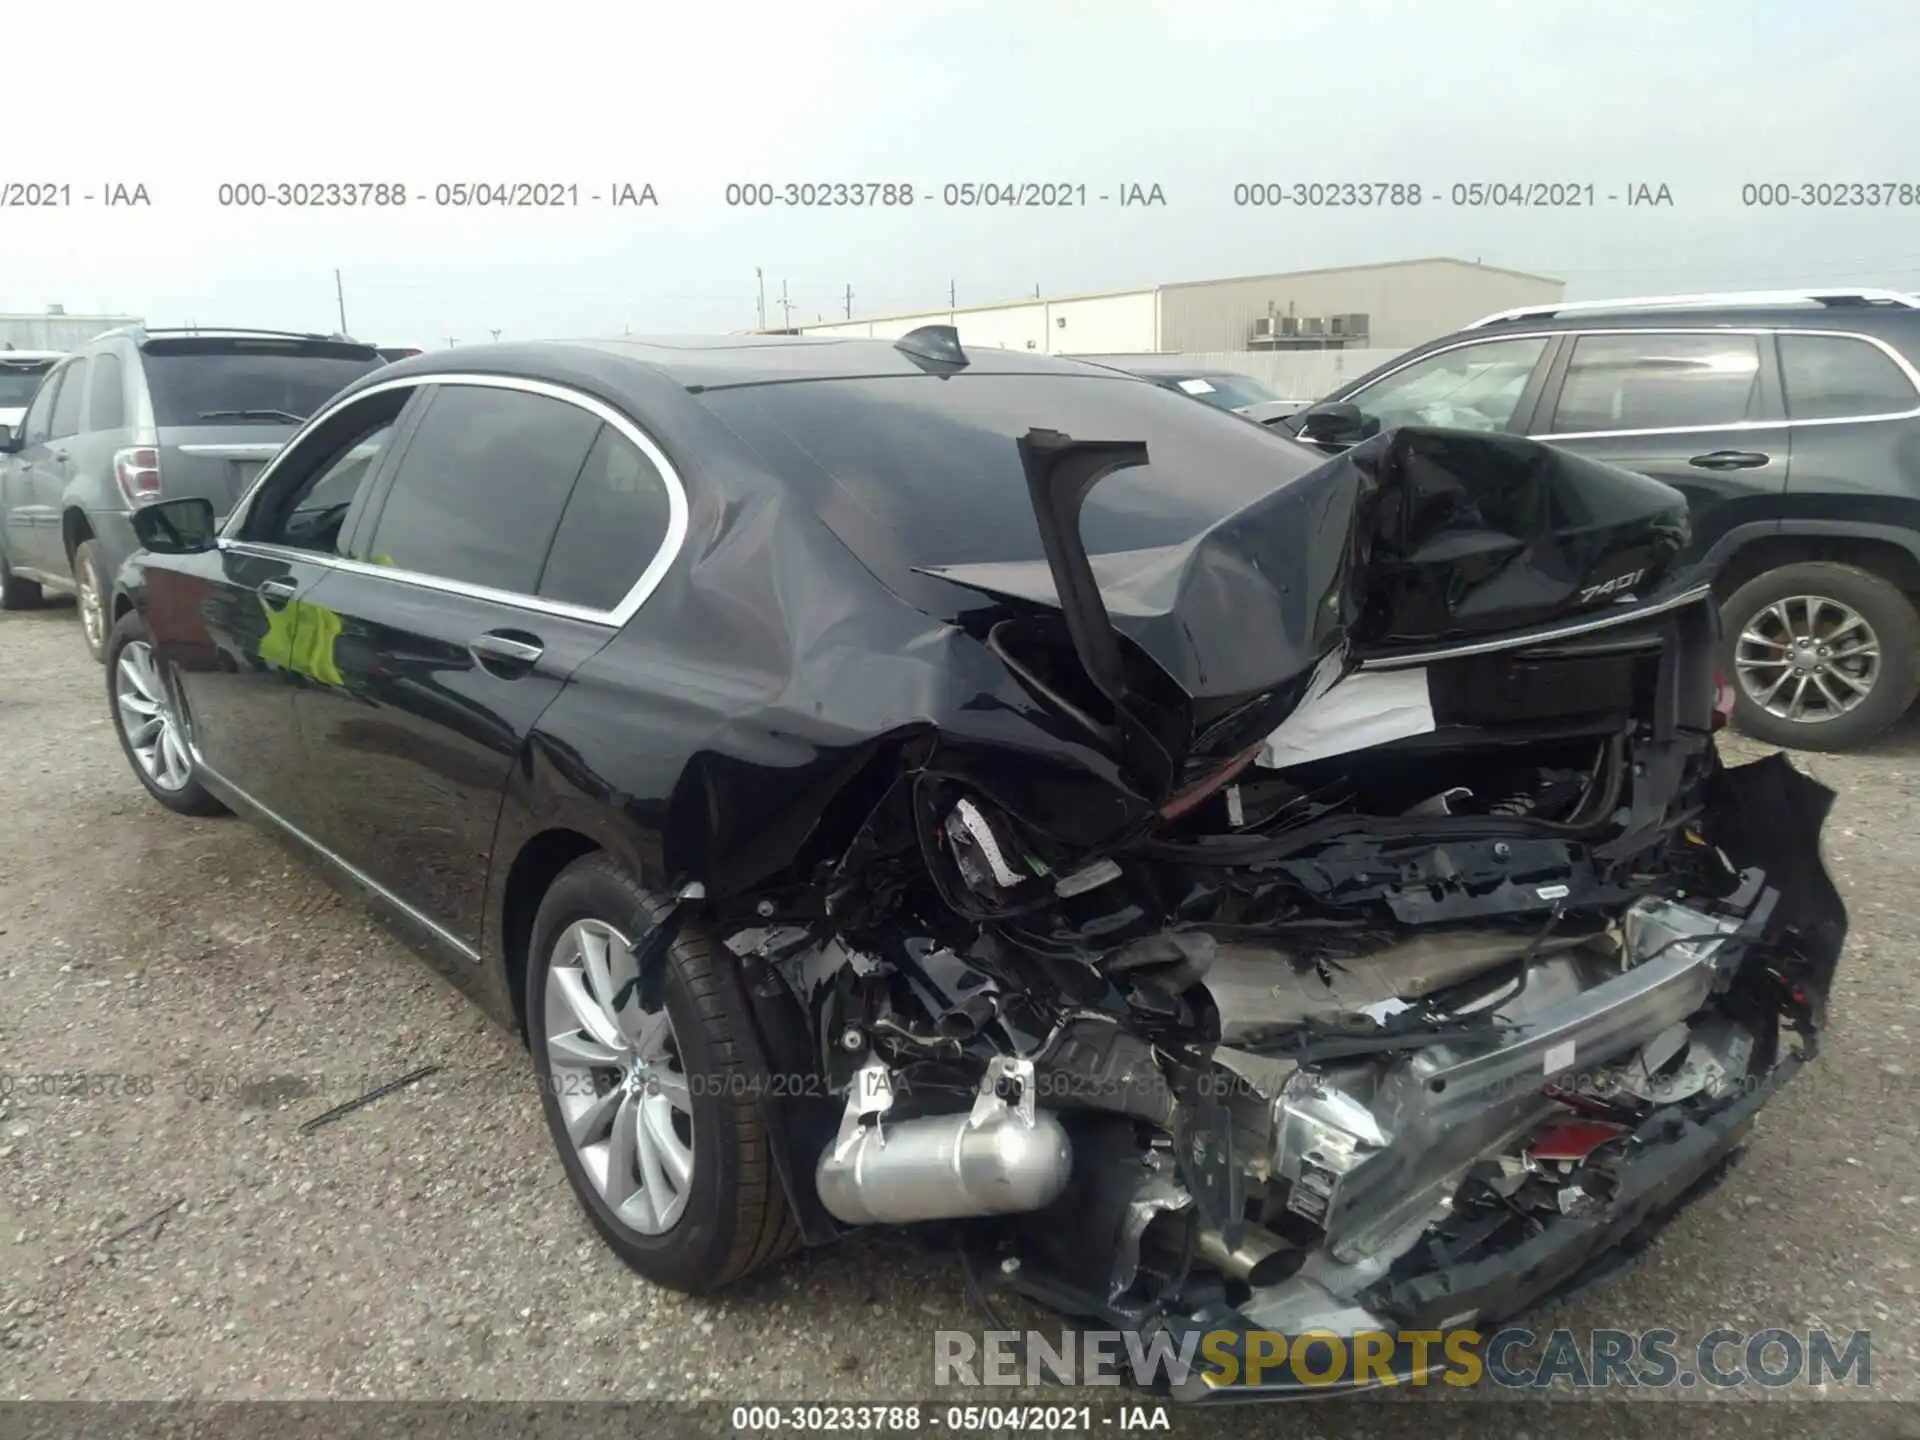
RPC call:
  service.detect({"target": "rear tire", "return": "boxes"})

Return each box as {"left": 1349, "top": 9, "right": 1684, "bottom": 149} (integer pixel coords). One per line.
{"left": 1721, "top": 561, "right": 1919, "bottom": 752}
{"left": 0, "top": 542, "right": 41, "bottom": 609}
{"left": 526, "top": 852, "right": 800, "bottom": 1293}
{"left": 73, "top": 540, "right": 108, "bottom": 663}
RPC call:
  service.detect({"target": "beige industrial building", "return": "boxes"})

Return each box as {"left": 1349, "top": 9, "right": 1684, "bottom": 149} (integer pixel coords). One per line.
{"left": 0, "top": 305, "right": 143, "bottom": 351}
{"left": 795, "top": 257, "right": 1563, "bottom": 356}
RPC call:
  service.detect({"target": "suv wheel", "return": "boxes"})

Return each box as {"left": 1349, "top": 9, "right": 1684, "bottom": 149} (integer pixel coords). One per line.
{"left": 73, "top": 540, "right": 108, "bottom": 662}
{"left": 1722, "top": 561, "right": 1920, "bottom": 752}
{"left": 0, "top": 541, "right": 42, "bottom": 609}
{"left": 526, "top": 853, "right": 800, "bottom": 1294}
{"left": 105, "top": 610, "right": 227, "bottom": 816}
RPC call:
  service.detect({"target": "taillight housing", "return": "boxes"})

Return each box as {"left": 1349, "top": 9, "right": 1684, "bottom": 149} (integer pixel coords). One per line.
{"left": 1711, "top": 670, "right": 1737, "bottom": 732}
{"left": 113, "top": 447, "right": 162, "bottom": 506}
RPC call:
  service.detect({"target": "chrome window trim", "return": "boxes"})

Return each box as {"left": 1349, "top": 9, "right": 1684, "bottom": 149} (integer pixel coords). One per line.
{"left": 1356, "top": 582, "right": 1715, "bottom": 670}
{"left": 219, "top": 372, "right": 691, "bottom": 630}
{"left": 178, "top": 442, "right": 285, "bottom": 458}
{"left": 1345, "top": 326, "right": 1920, "bottom": 441}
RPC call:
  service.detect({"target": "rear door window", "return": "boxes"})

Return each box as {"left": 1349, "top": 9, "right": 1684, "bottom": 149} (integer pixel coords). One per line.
{"left": 1550, "top": 332, "right": 1763, "bottom": 432}
{"left": 1779, "top": 333, "right": 1920, "bottom": 420}
{"left": 536, "top": 424, "right": 677, "bottom": 611}
{"left": 49, "top": 357, "right": 88, "bottom": 438}
{"left": 139, "top": 338, "right": 383, "bottom": 427}
{"left": 361, "top": 384, "right": 602, "bottom": 593}
{"left": 87, "top": 353, "right": 126, "bottom": 431}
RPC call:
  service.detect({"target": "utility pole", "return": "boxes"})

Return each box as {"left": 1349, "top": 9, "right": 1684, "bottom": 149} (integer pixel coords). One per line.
{"left": 755, "top": 267, "right": 767, "bottom": 331}
{"left": 949, "top": 280, "right": 956, "bottom": 309}
{"left": 844, "top": 283, "right": 853, "bottom": 320}
{"left": 334, "top": 269, "right": 348, "bottom": 334}
{"left": 446, "top": 336, "right": 457, "bottom": 348}
{"left": 779, "top": 280, "right": 792, "bottom": 330}
{"left": 1034, "top": 283, "right": 1041, "bottom": 299}
{"left": 490, "top": 329, "right": 501, "bottom": 342}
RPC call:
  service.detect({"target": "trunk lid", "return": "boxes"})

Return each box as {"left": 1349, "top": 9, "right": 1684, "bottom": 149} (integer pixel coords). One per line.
{"left": 927, "top": 426, "right": 1694, "bottom": 800}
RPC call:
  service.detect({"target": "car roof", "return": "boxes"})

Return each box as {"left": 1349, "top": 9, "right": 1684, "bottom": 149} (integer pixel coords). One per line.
{"left": 363, "top": 333, "right": 1159, "bottom": 394}
{"left": 1466, "top": 306, "right": 1920, "bottom": 337}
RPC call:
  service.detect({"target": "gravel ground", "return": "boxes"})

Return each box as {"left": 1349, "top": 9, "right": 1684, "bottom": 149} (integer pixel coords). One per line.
{"left": 3, "top": 597, "right": 1918, "bottom": 1436}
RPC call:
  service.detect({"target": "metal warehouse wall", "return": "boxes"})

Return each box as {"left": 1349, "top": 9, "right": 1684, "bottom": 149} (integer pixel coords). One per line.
{"left": 0, "top": 314, "right": 142, "bottom": 350}
{"left": 801, "top": 291, "right": 1156, "bottom": 354}
{"left": 1157, "top": 260, "right": 1562, "bottom": 351}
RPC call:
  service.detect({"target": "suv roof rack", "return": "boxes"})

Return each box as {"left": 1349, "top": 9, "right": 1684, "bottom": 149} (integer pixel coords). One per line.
{"left": 1463, "top": 288, "right": 1920, "bottom": 329}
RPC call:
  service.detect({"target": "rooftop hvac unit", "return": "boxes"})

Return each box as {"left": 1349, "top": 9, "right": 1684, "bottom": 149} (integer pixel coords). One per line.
{"left": 1251, "top": 317, "right": 1277, "bottom": 339}
{"left": 1279, "top": 315, "right": 1300, "bottom": 336}
{"left": 1300, "top": 316, "right": 1326, "bottom": 335}
{"left": 1328, "top": 312, "right": 1371, "bottom": 337}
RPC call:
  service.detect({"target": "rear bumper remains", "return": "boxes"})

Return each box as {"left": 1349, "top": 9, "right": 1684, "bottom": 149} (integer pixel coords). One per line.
{"left": 1164, "top": 1054, "right": 1794, "bottom": 1400}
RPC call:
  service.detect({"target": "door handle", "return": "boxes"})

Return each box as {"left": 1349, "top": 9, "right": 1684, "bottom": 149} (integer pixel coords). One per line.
{"left": 1687, "top": 450, "right": 1770, "bottom": 470}
{"left": 469, "top": 631, "right": 545, "bottom": 671}
{"left": 257, "top": 578, "right": 298, "bottom": 604}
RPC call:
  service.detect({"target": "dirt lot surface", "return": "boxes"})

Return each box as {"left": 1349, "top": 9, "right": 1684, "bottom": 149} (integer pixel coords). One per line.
{"left": 3, "top": 597, "right": 1918, "bottom": 1437}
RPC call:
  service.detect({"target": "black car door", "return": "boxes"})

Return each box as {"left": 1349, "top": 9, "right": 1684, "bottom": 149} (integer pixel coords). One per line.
{"left": 1771, "top": 329, "right": 1920, "bottom": 528}
{"left": 1527, "top": 329, "right": 1789, "bottom": 562}
{"left": 290, "top": 378, "right": 673, "bottom": 954}
{"left": 157, "top": 383, "right": 421, "bottom": 829}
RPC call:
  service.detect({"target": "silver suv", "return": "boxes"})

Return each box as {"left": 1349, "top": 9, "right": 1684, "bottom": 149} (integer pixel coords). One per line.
{"left": 0, "top": 326, "right": 383, "bottom": 658}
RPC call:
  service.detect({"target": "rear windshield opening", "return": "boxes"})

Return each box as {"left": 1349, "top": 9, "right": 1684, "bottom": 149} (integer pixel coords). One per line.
{"left": 140, "top": 340, "right": 382, "bottom": 427}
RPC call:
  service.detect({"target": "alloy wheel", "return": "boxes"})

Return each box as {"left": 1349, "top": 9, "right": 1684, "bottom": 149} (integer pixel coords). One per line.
{"left": 77, "top": 552, "right": 105, "bottom": 654}
{"left": 544, "top": 917, "right": 694, "bottom": 1234}
{"left": 114, "top": 640, "right": 193, "bottom": 791}
{"left": 1734, "top": 594, "right": 1881, "bottom": 724}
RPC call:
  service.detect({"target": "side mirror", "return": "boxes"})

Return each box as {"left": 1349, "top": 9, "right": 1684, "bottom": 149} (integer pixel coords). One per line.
{"left": 0, "top": 423, "right": 18, "bottom": 453}
{"left": 131, "top": 497, "right": 219, "bottom": 554}
{"left": 1295, "top": 401, "right": 1372, "bottom": 448}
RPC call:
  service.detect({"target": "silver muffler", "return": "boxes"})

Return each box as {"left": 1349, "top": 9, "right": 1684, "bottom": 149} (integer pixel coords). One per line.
{"left": 816, "top": 1055, "right": 1072, "bottom": 1227}
{"left": 1194, "top": 1222, "right": 1295, "bottom": 1287}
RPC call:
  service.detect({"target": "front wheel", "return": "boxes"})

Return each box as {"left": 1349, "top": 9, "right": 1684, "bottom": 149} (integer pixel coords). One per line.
{"left": 526, "top": 853, "right": 800, "bottom": 1293}
{"left": 105, "top": 610, "right": 227, "bottom": 816}
{"left": 1722, "top": 561, "right": 1920, "bottom": 752}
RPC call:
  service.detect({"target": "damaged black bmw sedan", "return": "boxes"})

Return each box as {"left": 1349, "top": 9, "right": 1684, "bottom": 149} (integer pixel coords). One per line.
{"left": 105, "top": 330, "right": 1846, "bottom": 1398}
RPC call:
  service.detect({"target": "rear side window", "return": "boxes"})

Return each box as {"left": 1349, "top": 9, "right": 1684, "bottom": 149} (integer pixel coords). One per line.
{"left": 537, "top": 425, "right": 676, "bottom": 611}
{"left": 362, "top": 384, "right": 602, "bottom": 592}
{"left": 1780, "top": 334, "right": 1919, "bottom": 420}
{"left": 49, "top": 358, "right": 88, "bottom": 438}
{"left": 1551, "top": 333, "right": 1763, "bottom": 432}
{"left": 87, "top": 353, "right": 126, "bottom": 431}
{"left": 139, "top": 339, "right": 382, "bottom": 427}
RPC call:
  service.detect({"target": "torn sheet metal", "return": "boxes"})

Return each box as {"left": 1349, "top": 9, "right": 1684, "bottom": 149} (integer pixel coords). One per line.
{"left": 1256, "top": 666, "right": 1436, "bottom": 770}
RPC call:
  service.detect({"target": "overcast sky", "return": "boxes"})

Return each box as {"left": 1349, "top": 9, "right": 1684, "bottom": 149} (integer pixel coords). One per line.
{"left": 4, "top": 0, "right": 1916, "bottom": 341}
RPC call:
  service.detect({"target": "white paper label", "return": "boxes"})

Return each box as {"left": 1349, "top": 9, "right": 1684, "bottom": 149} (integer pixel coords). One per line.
{"left": 1543, "top": 1039, "right": 1577, "bottom": 1076}
{"left": 1177, "top": 378, "right": 1216, "bottom": 395}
